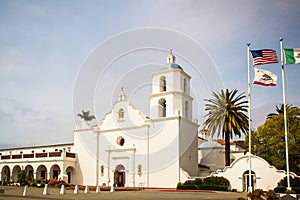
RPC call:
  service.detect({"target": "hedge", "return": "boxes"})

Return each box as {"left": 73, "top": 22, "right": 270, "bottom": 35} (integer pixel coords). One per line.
{"left": 177, "top": 184, "right": 228, "bottom": 191}
{"left": 274, "top": 186, "right": 300, "bottom": 194}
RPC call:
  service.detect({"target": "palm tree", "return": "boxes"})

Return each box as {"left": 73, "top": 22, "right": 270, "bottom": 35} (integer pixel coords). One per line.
{"left": 77, "top": 110, "right": 96, "bottom": 122}
{"left": 203, "top": 89, "right": 248, "bottom": 166}
{"left": 267, "top": 104, "right": 300, "bottom": 119}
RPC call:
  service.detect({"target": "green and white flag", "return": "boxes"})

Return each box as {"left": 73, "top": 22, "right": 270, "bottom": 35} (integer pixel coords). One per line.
{"left": 283, "top": 48, "right": 300, "bottom": 65}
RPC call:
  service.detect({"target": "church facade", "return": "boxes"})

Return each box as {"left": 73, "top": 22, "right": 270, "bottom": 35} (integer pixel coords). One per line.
{"left": 72, "top": 51, "right": 199, "bottom": 188}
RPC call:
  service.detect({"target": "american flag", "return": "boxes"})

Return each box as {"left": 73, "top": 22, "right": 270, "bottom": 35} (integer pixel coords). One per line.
{"left": 250, "top": 49, "right": 278, "bottom": 66}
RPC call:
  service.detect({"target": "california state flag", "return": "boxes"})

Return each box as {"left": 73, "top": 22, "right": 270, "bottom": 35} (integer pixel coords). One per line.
{"left": 253, "top": 67, "right": 277, "bottom": 87}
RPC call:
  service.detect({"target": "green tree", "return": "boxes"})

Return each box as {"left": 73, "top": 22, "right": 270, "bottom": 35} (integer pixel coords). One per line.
{"left": 18, "top": 170, "right": 28, "bottom": 186}
{"left": 77, "top": 110, "right": 95, "bottom": 122}
{"left": 203, "top": 89, "right": 248, "bottom": 166}
{"left": 267, "top": 104, "right": 299, "bottom": 119}
{"left": 246, "top": 105, "right": 300, "bottom": 175}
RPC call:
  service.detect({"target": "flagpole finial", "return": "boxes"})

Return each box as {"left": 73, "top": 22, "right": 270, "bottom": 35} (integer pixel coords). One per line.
{"left": 247, "top": 43, "right": 251, "bottom": 47}
{"left": 280, "top": 37, "right": 283, "bottom": 41}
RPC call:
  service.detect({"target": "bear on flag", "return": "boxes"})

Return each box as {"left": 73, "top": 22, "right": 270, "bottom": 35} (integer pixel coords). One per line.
{"left": 253, "top": 67, "right": 277, "bottom": 86}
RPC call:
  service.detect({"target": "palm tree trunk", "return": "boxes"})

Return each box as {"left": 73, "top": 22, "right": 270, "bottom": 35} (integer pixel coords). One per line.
{"left": 225, "top": 133, "right": 230, "bottom": 166}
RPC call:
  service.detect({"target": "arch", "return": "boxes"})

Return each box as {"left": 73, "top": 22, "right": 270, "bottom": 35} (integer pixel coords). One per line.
{"left": 12, "top": 165, "right": 21, "bottom": 183}
{"left": 138, "top": 164, "right": 142, "bottom": 177}
{"left": 1, "top": 165, "right": 10, "bottom": 184}
{"left": 65, "top": 166, "right": 75, "bottom": 184}
{"left": 36, "top": 165, "right": 47, "bottom": 181}
{"left": 50, "top": 164, "right": 61, "bottom": 179}
{"left": 118, "top": 108, "right": 125, "bottom": 119}
{"left": 114, "top": 164, "right": 126, "bottom": 187}
{"left": 158, "top": 98, "right": 166, "bottom": 117}
{"left": 100, "top": 165, "right": 104, "bottom": 176}
{"left": 243, "top": 170, "right": 256, "bottom": 192}
{"left": 183, "top": 78, "right": 187, "bottom": 92}
{"left": 184, "top": 100, "right": 189, "bottom": 119}
{"left": 160, "top": 76, "right": 166, "bottom": 92}
{"left": 25, "top": 165, "right": 34, "bottom": 180}
{"left": 115, "top": 164, "right": 125, "bottom": 171}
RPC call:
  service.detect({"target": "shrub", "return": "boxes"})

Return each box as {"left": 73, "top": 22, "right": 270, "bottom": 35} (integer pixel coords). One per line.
{"left": 247, "top": 189, "right": 264, "bottom": 200}
{"left": 177, "top": 182, "right": 183, "bottom": 187}
{"left": 275, "top": 176, "right": 300, "bottom": 194}
{"left": 30, "top": 179, "right": 37, "bottom": 187}
{"left": 203, "top": 176, "right": 230, "bottom": 186}
{"left": 183, "top": 180, "right": 196, "bottom": 185}
{"left": 194, "top": 178, "right": 203, "bottom": 185}
{"left": 17, "top": 170, "right": 28, "bottom": 186}
{"left": 277, "top": 176, "right": 300, "bottom": 187}
{"left": 264, "top": 190, "right": 279, "bottom": 200}
{"left": 40, "top": 181, "right": 45, "bottom": 188}
{"left": 179, "top": 177, "right": 230, "bottom": 191}
{"left": 177, "top": 184, "right": 198, "bottom": 190}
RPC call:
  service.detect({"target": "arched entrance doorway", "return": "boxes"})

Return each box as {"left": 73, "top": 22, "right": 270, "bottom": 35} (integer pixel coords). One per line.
{"left": 36, "top": 165, "right": 47, "bottom": 181}
{"left": 243, "top": 170, "right": 256, "bottom": 192}
{"left": 65, "top": 166, "right": 75, "bottom": 184}
{"left": 1, "top": 165, "right": 10, "bottom": 184}
{"left": 50, "top": 165, "right": 61, "bottom": 179}
{"left": 25, "top": 165, "right": 34, "bottom": 180}
{"left": 114, "top": 164, "right": 125, "bottom": 187}
{"left": 12, "top": 165, "right": 21, "bottom": 183}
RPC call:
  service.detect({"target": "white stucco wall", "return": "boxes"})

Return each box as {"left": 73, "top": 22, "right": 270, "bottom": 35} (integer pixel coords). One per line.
{"left": 211, "top": 154, "right": 287, "bottom": 191}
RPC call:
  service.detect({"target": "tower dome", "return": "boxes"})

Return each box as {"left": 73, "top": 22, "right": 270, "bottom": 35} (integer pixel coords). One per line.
{"left": 166, "top": 49, "right": 183, "bottom": 70}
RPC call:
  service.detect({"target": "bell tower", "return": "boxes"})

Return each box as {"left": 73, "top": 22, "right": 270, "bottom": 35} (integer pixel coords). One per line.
{"left": 149, "top": 50, "right": 193, "bottom": 120}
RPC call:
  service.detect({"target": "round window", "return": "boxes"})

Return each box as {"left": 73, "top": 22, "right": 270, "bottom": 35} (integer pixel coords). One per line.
{"left": 116, "top": 136, "right": 125, "bottom": 146}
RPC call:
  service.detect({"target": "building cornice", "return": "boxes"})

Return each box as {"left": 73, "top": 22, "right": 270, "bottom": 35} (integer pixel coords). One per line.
{"left": 149, "top": 91, "right": 193, "bottom": 100}
{"left": 152, "top": 68, "right": 191, "bottom": 79}
{"left": 0, "top": 143, "right": 74, "bottom": 151}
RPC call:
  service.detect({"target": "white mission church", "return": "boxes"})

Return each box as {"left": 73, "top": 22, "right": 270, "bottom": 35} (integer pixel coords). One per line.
{"left": 0, "top": 51, "right": 295, "bottom": 191}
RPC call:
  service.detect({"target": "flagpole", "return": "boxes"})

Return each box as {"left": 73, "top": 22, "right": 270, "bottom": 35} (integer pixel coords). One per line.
{"left": 280, "top": 37, "right": 291, "bottom": 191}
{"left": 247, "top": 43, "right": 253, "bottom": 192}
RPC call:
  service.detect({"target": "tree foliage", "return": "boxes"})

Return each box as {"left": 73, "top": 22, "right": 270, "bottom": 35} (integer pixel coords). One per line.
{"left": 203, "top": 89, "right": 248, "bottom": 166}
{"left": 77, "top": 110, "right": 95, "bottom": 122}
{"left": 245, "top": 104, "right": 300, "bottom": 175}
{"left": 18, "top": 170, "right": 28, "bottom": 186}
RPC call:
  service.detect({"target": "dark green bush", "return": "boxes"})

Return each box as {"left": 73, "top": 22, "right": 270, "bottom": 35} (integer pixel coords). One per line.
{"left": 183, "top": 180, "right": 196, "bottom": 185}
{"left": 274, "top": 177, "right": 300, "bottom": 195}
{"left": 194, "top": 178, "right": 203, "bottom": 185}
{"left": 17, "top": 170, "right": 28, "bottom": 186}
{"left": 277, "top": 176, "right": 300, "bottom": 187}
{"left": 30, "top": 179, "right": 37, "bottom": 187}
{"left": 178, "top": 176, "right": 230, "bottom": 191}
{"left": 203, "top": 176, "right": 230, "bottom": 186}
{"left": 177, "top": 184, "right": 228, "bottom": 191}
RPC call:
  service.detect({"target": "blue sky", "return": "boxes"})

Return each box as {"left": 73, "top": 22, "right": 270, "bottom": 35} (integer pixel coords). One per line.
{"left": 0, "top": 0, "right": 300, "bottom": 147}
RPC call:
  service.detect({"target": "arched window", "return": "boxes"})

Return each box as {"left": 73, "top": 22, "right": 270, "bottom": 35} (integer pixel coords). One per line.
{"left": 158, "top": 98, "right": 166, "bottom": 117}
{"left": 118, "top": 108, "right": 124, "bottom": 120}
{"left": 185, "top": 101, "right": 189, "bottom": 119}
{"left": 138, "top": 164, "right": 142, "bottom": 177}
{"left": 160, "top": 76, "right": 166, "bottom": 92}
{"left": 100, "top": 165, "right": 104, "bottom": 176}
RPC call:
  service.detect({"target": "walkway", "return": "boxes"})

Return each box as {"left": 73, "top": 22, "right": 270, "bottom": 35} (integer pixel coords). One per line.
{"left": 0, "top": 186, "right": 248, "bottom": 200}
